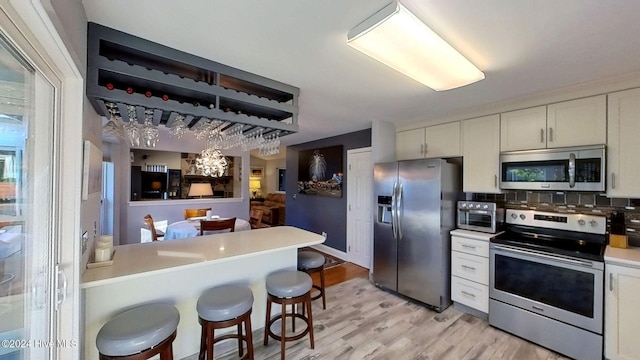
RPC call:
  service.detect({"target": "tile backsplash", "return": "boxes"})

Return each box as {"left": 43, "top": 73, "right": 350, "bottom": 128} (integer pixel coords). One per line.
{"left": 473, "top": 191, "right": 640, "bottom": 247}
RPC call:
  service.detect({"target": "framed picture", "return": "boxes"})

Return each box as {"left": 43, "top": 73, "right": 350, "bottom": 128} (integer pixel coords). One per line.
{"left": 297, "top": 145, "right": 343, "bottom": 197}
{"left": 250, "top": 167, "right": 264, "bottom": 178}
{"left": 82, "top": 140, "right": 102, "bottom": 200}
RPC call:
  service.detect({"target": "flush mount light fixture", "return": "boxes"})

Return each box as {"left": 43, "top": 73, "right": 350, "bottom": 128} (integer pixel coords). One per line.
{"left": 347, "top": 1, "right": 484, "bottom": 91}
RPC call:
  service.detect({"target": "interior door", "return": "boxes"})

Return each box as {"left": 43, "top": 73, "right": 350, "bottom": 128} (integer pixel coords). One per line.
{"left": 347, "top": 148, "right": 372, "bottom": 269}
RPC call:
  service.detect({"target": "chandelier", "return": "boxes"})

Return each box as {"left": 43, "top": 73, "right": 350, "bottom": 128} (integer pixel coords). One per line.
{"left": 196, "top": 148, "right": 228, "bottom": 177}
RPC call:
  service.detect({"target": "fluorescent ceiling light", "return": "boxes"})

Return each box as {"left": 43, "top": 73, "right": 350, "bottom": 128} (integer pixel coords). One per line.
{"left": 347, "top": 2, "right": 485, "bottom": 91}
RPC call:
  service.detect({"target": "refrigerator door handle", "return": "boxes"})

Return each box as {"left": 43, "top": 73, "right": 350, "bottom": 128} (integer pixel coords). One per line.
{"left": 397, "top": 182, "right": 403, "bottom": 240}
{"left": 391, "top": 182, "right": 398, "bottom": 240}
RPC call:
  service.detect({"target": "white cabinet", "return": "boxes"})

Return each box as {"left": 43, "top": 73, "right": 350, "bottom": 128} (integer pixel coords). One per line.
{"left": 396, "top": 122, "right": 461, "bottom": 160}
{"left": 500, "top": 95, "right": 606, "bottom": 151}
{"left": 462, "top": 115, "right": 501, "bottom": 193}
{"left": 396, "top": 128, "right": 425, "bottom": 160}
{"left": 424, "top": 122, "right": 461, "bottom": 158}
{"left": 547, "top": 95, "right": 606, "bottom": 148}
{"left": 450, "top": 229, "right": 494, "bottom": 314}
{"left": 604, "top": 247, "right": 640, "bottom": 360}
{"left": 500, "top": 106, "right": 547, "bottom": 151}
{"left": 607, "top": 88, "right": 640, "bottom": 197}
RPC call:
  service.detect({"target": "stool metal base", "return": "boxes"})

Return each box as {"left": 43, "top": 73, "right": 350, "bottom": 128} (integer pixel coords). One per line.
{"left": 263, "top": 292, "right": 314, "bottom": 360}
{"left": 198, "top": 309, "right": 253, "bottom": 360}
{"left": 99, "top": 330, "right": 176, "bottom": 360}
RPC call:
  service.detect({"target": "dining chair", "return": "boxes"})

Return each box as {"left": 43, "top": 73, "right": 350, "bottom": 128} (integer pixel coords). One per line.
{"left": 249, "top": 209, "right": 268, "bottom": 229}
{"left": 143, "top": 214, "right": 165, "bottom": 241}
{"left": 200, "top": 217, "right": 236, "bottom": 235}
{"left": 184, "top": 208, "right": 212, "bottom": 220}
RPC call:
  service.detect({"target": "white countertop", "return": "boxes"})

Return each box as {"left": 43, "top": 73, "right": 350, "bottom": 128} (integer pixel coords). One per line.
{"left": 81, "top": 226, "right": 324, "bottom": 288}
{"left": 604, "top": 245, "right": 640, "bottom": 268}
{"left": 450, "top": 229, "right": 502, "bottom": 241}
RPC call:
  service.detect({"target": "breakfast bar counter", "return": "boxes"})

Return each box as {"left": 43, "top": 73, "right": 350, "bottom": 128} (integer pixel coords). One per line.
{"left": 81, "top": 226, "right": 325, "bottom": 360}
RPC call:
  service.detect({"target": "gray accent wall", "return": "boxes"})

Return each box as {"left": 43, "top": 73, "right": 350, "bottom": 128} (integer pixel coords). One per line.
{"left": 286, "top": 129, "right": 371, "bottom": 252}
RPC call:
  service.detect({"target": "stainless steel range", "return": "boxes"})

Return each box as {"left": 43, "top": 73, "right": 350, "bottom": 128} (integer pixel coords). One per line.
{"left": 489, "top": 209, "right": 606, "bottom": 360}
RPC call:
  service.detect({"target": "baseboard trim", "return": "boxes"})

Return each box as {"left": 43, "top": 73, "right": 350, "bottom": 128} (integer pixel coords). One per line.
{"left": 310, "top": 243, "right": 347, "bottom": 261}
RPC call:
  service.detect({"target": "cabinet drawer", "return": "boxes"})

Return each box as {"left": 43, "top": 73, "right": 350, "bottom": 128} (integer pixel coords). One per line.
{"left": 452, "top": 251, "right": 489, "bottom": 285}
{"left": 452, "top": 236, "right": 489, "bottom": 257}
{"left": 452, "top": 276, "right": 488, "bottom": 313}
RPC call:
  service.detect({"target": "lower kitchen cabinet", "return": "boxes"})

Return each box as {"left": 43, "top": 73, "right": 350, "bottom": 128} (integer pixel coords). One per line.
{"left": 450, "top": 229, "right": 494, "bottom": 315}
{"left": 604, "top": 247, "right": 640, "bottom": 360}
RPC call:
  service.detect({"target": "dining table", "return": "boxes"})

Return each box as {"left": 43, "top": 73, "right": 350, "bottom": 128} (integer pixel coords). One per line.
{"left": 163, "top": 218, "right": 250, "bottom": 240}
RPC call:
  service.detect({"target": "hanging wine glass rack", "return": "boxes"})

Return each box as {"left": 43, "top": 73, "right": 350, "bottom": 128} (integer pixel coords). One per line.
{"left": 87, "top": 22, "right": 299, "bottom": 138}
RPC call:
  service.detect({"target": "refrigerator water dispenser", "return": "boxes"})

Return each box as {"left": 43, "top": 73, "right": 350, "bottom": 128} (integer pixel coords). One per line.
{"left": 377, "top": 195, "right": 392, "bottom": 224}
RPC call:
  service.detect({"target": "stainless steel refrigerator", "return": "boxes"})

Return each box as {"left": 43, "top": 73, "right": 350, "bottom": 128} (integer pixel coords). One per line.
{"left": 373, "top": 159, "right": 460, "bottom": 312}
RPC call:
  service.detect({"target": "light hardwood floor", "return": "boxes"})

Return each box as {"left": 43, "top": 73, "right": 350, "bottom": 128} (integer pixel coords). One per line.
{"left": 192, "top": 263, "right": 568, "bottom": 360}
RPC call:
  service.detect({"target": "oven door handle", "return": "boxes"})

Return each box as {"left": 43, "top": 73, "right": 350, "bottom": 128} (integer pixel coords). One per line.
{"left": 492, "top": 244, "right": 596, "bottom": 268}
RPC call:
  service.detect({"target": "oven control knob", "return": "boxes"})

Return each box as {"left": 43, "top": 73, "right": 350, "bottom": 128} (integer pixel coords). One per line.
{"left": 589, "top": 220, "right": 598, "bottom": 227}
{"left": 460, "top": 203, "right": 467, "bottom": 208}
{"left": 511, "top": 213, "right": 517, "bottom": 219}
{"left": 578, "top": 219, "right": 586, "bottom": 226}
{"left": 483, "top": 204, "right": 489, "bottom": 209}
{"left": 519, "top": 214, "right": 526, "bottom": 220}
{"left": 476, "top": 204, "right": 482, "bottom": 209}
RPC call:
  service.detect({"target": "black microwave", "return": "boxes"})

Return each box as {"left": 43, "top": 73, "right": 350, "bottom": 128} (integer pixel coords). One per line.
{"left": 499, "top": 145, "right": 605, "bottom": 191}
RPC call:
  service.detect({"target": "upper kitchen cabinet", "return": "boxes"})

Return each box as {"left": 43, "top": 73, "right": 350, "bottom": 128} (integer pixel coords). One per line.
{"left": 462, "top": 115, "right": 501, "bottom": 193}
{"left": 500, "top": 95, "right": 606, "bottom": 151}
{"left": 500, "top": 106, "right": 547, "bottom": 151}
{"left": 607, "top": 88, "right": 640, "bottom": 197}
{"left": 547, "top": 95, "right": 606, "bottom": 148}
{"left": 396, "top": 122, "right": 461, "bottom": 160}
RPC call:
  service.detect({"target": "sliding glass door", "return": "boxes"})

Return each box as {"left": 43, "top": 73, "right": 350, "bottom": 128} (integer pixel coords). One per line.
{"left": 0, "top": 23, "right": 59, "bottom": 360}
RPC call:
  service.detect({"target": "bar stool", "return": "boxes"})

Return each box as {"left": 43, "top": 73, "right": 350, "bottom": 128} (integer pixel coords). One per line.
{"left": 263, "top": 270, "right": 314, "bottom": 360}
{"left": 96, "top": 303, "right": 180, "bottom": 360}
{"left": 197, "top": 284, "right": 254, "bottom": 360}
{"left": 297, "top": 251, "right": 327, "bottom": 310}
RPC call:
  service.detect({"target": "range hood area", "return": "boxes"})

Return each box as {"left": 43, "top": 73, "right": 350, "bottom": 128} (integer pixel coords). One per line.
{"left": 86, "top": 22, "right": 299, "bottom": 138}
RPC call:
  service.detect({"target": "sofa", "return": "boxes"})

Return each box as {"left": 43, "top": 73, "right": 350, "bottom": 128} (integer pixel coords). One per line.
{"left": 250, "top": 193, "right": 285, "bottom": 226}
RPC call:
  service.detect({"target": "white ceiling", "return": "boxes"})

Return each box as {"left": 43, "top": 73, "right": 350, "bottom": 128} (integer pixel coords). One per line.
{"left": 82, "top": 0, "right": 640, "bottom": 147}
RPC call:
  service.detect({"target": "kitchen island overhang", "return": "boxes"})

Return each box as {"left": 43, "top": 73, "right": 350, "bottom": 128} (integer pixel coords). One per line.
{"left": 81, "top": 226, "right": 325, "bottom": 360}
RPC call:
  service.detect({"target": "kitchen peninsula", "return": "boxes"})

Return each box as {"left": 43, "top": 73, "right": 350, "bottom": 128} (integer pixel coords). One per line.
{"left": 81, "top": 226, "right": 325, "bottom": 360}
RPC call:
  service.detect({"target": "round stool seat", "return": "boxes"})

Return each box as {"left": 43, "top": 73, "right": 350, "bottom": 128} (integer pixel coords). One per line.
{"left": 197, "top": 284, "right": 254, "bottom": 322}
{"left": 266, "top": 270, "right": 312, "bottom": 298}
{"left": 298, "top": 251, "right": 325, "bottom": 270}
{"left": 97, "top": 303, "right": 179, "bottom": 357}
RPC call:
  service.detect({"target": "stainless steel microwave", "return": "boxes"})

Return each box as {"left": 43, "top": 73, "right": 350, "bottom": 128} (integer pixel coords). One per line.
{"left": 499, "top": 145, "right": 605, "bottom": 191}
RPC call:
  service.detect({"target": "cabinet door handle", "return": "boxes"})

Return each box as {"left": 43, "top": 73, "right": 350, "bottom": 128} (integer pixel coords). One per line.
{"left": 424, "top": 143, "right": 428, "bottom": 154}
{"left": 461, "top": 244, "right": 476, "bottom": 250}
{"left": 609, "top": 273, "right": 613, "bottom": 292}
{"left": 494, "top": 174, "right": 498, "bottom": 188}
{"left": 461, "top": 265, "right": 476, "bottom": 271}
{"left": 420, "top": 144, "right": 424, "bottom": 155}
{"left": 548, "top": 127, "right": 553, "bottom": 142}
{"left": 612, "top": 173, "right": 616, "bottom": 189}
{"left": 540, "top": 128, "right": 544, "bottom": 143}
{"left": 461, "top": 290, "right": 476, "bottom": 298}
